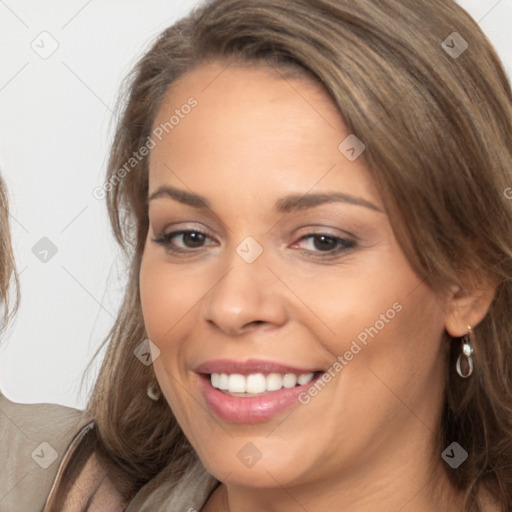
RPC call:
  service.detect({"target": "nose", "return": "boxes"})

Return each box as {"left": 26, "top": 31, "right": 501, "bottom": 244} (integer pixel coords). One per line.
{"left": 200, "top": 246, "right": 288, "bottom": 336}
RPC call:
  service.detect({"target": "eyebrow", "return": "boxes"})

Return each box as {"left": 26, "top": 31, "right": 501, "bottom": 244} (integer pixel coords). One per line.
{"left": 148, "top": 185, "right": 382, "bottom": 213}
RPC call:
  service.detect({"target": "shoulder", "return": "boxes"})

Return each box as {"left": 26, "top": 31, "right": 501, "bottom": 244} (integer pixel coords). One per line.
{"left": 43, "top": 421, "right": 128, "bottom": 512}
{"left": 48, "top": 448, "right": 128, "bottom": 512}
{"left": 0, "top": 392, "right": 83, "bottom": 512}
{"left": 46, "top": 424, "right": 217, "bottom": 512}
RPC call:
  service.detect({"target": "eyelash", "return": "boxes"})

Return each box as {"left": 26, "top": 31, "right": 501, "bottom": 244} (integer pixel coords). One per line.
{"left": 152, "top": 229, "right": 356, "bottom": 259}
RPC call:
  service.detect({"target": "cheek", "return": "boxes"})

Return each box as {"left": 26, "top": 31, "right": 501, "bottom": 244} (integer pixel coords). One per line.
{"left": 139, "top": 253, "right": 168, "bottom": 340}
{"left": 316, "top": 277, "right": 445, "bottom": 433}
{"left": 280, "top": 253, "right": 410, "bottom": 349}
{"left": 139, "top": 251, "right": 202, "bottom": 419}
{"left": 139, "top": 250, "right": 202, "bottom": 343}
{"left": 290, "top": 247, "right": 446, "bottom": 380}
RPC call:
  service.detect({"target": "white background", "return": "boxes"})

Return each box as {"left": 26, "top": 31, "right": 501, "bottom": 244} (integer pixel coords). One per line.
{"left": 0, "top": 0, "right": 511, "bottom": 410}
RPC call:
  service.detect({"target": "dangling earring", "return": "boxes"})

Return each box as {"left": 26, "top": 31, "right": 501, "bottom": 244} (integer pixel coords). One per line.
{"left": 456, "top": 326, "right": 474, "bottom": 378}
{"left": 147, "top": 382, "right": 161, "bottom": 401}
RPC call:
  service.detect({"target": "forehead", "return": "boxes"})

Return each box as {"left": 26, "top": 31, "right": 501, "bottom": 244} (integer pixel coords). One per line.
{"left": 148, "top": 62, "right": 380, "bottom": 209}
{"left": 151, "top": 62, "right": 345, "bottom": 156}
{"left": 155, "top": 61, "right": 338, "bottom": 119}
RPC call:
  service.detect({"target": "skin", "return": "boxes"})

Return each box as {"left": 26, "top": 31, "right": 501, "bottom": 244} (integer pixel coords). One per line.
{"left": 139, "top": 62, "right": 495, "bottom": 512}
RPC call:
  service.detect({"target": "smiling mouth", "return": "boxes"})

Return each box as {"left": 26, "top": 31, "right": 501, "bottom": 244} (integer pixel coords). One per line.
{"left": 207, "top": 371, "right": 324, "bottom": 397}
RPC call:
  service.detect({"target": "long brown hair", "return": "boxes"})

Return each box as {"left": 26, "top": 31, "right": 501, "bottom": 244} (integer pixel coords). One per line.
{"left": 47, "top": 0, "right": 512, "bottom": 510}
{"left": 0, "top": 173, "right": 19, "bottom": 330}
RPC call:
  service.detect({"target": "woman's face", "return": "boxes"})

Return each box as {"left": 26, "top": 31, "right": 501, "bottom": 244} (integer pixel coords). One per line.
{"left": 140, "top": 62, "right": 450, "bottom": 497}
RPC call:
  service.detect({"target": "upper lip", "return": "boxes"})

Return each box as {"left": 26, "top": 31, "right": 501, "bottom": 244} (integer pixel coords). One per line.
{"left": 194, "top": 359, "right": 323, "bottom": 376}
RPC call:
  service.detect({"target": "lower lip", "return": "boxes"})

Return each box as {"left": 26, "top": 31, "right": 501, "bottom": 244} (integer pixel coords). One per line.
{"left": 197, "top": 373, "right": 322, "bottom": 423}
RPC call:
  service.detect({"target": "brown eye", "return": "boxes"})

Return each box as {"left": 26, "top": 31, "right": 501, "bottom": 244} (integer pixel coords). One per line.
{"left": 153, "top": 230, "right": 212, "bottom": 252}
{"left": 311, "top": 235, "right": 339, "bottom": 251}
{"left": 292, "top": 233, "right": 356, "bottom": 257}
{"left": 179, "top": 231, "right": 207, "bottom": 248}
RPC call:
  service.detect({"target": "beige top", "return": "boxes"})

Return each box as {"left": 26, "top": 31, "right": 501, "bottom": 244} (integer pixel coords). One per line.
{"left": 0, "top": 393, "right": 83, "bottom": 512}
{"left": 43, "top": 421, "right": 218, "bottom": 511}
{"left": 1, "top": 393, "right": 218, "bottom": 511}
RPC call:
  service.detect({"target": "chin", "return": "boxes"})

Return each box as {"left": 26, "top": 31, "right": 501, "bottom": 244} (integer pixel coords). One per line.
{"left": 195, "top": 440, "right": 309, "bottom": 489}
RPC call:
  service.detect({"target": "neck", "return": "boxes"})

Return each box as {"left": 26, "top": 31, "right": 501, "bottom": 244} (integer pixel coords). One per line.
{"left": 213, "top": 467, "right": 464, "bottom": 512}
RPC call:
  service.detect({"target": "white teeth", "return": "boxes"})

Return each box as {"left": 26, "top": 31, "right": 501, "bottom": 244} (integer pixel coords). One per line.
{"left": 266, "top": 373, "right": 283, "bottom": 391}
{"left": 210, "top": 372, "right": 316, "bottom": 394}
{"left": 228, "top": 374, "right": 246, "bottom": 393}
{"left": 298, "top": 373, "right": 314, "bottom": 385}
{"left": 247, "top": 373, "right": 266, "bottom": 394}
{"left": 282, "top": 373, "right": 297, "bottom": 388}
{"left": 218, "top": 373, "right": 229, "bottom": 390}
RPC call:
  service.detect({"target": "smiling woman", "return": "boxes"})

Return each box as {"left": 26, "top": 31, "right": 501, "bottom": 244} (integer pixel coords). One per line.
{"left": 43, "top": 0, "right": 512, "bottom": 511}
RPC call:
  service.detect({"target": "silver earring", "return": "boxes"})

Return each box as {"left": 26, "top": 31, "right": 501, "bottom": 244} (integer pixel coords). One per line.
{"left": 456, "top": 326, "right": 474, "bottom": 378}
{"left": 147, "top": 383, "right": 161, "bottom": 401}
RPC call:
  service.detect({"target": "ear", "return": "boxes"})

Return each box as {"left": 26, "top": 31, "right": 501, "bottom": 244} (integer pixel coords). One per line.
{"left": 444, "top": 280, "right": 497, "bottom": 337}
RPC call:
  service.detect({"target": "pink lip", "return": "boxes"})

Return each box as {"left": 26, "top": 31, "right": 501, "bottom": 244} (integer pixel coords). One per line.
{"left": 194, "top": 359, "right": 324, "bottom": 424}
{"left": 194, "top": 358, "right": 322, "bottom": 376}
